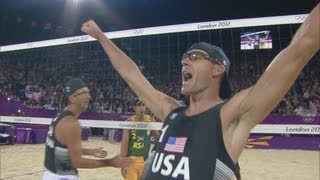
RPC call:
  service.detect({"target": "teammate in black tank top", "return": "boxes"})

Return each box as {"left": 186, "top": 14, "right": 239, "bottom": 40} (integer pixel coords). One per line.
{"left": 42, "top": 78, "right": 132, "bottom": 180}
{"left": 82, "top": 7, "right": 320, "bottom": 179}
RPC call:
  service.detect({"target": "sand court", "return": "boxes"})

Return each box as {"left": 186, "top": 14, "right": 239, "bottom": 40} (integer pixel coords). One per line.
{"left": 0, "top": 137, "right": 319, "bottom": 180}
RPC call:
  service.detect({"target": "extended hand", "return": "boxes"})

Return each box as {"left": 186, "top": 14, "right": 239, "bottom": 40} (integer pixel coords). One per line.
{"left": 81, "top": 20, "right": 104, "bottom": 40}
{"left": 92, "top": 147, "right": 107, "bottom": 158}
{"left": 108, "top": 155, "right": 133, "bottom": 168}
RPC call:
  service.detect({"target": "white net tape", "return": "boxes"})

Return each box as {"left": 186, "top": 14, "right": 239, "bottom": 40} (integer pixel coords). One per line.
{"left": 1, "top": 116, "right": 319, "bottom": 135}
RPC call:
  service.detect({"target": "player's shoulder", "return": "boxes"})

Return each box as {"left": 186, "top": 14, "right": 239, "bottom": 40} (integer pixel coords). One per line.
{"left": 57, "top": 116, "right": 81, "bottom": 135}
{"left": 127, "top": 115, "right": 135, "bottom": 122}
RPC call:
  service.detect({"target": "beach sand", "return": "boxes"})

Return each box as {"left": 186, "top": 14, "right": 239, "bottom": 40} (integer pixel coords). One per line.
{"left": 0, "top": 137, "right": 319, "bottom": 180}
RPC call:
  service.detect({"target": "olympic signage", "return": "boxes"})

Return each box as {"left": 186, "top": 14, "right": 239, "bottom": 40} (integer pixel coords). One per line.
{"left": 251, "top": 124, "right": 320, "bottom": 135}
{"left": 197, "top": 21, "right": 231, "bottom": 30}
{"left": 66, "top": 35, "right": 90, "bottom": 43}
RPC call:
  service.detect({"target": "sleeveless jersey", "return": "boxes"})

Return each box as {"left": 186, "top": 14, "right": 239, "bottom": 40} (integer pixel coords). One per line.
{"left": 253, "top": 39, "right": 260, "bottom": 49}
{"left": 141, "top": 103, "right": 240, "bottom": 180}
{"left": 44, "top": 111, "right": 78, "bottom": 176}
{"left": 127, "top": 115, "right": 152, "bottom": 160}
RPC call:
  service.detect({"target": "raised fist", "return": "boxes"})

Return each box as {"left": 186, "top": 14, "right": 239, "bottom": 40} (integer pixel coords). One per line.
{"left": 81, "top": 20, "right": 104, "bottom": 40}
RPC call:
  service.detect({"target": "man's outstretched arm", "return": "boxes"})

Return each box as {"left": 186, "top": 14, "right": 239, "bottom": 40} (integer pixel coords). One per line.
{"left": 81, "top": 21, "right": 180, "bottom": 121}
{"left": 238, "top": 4, "right": 319, "bottom": 127}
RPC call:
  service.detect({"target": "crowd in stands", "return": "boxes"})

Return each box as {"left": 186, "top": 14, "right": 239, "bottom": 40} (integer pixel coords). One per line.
{"left": 1, "top": 48, "right": 319, "bottom": 117}
{"left": 1, "top": 15, "right": 78, "bottom": 45}
{"left": 0, "top": 54, "right": 182, "bottom": 115}
{"left": 1, "top": 9, "right": 126, "bottom": 45}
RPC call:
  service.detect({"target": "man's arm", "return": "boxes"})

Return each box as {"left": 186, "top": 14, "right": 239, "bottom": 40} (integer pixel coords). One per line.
{"left": 120, "top": 125, "right": 130, "bottom": 178}
{"left": 149, "top": 116, "right": 160, "bottom": 141}
{"left": 82, "top": 148, "right": 94, "bottom": 156}
{"left": 237, "top": 4, "right": 319, "bottom": 127}
{"left": 81, "top": 22, "right": 180, "bottom": 121}
{"left": 120, "top": 119, "right": 136, "bottom": 178}
{"left": 120, "top": 129, "right": 129, "bottom": 158}
{"left": 261, "top": 31, "right": 270, "bottom": 40}
{"left": 60, "top": 117, "right": 132, "bottom": 168}
{"left": 82, "top": 147, "right": 107, "bottom": 158}
{"left": 246, "top": 34, "right": 254, "bottom": 40}
{"left": 151, "top": 130, "right": 160, "bottom": 142}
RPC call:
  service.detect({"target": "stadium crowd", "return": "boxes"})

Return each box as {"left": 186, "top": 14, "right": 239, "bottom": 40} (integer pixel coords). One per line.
{"left": 1, "top": 53, "right": 319, "bottom": 116}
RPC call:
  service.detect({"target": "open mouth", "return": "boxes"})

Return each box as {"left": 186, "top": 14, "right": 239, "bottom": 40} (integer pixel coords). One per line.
{"left": 183, "top": 72, "right": 193, "bottom": 84}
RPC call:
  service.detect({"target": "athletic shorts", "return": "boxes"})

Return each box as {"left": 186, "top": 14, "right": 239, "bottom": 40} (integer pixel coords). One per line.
{"left": 42, "top": 170, "right": 78, "bottom": 180}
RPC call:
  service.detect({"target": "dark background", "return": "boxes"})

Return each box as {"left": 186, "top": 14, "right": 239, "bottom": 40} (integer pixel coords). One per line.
{"left": 1, "top": 0, "right": 318, "bottom": 45}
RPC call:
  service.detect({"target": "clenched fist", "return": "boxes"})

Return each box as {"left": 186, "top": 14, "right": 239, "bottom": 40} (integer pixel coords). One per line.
{"left": 81, "top": 20, "right": 104, "bottom": 40}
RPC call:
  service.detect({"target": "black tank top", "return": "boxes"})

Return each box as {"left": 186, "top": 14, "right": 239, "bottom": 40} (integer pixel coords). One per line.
{"left": 253, "top": 39, "right": 260, "bottom": 49}
{"left": 142, "top": 103, "right": 240, "bottom": 180}
{"left": 44, "top": 111, "right": 78, "bottom": 175}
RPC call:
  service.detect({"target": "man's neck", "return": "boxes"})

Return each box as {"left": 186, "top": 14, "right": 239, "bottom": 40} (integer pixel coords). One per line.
{"left": 135, "top": 114, "right": 144, "bottom": 121}
{"left": 186, "top": 80, "right": 224, "bottom": 114}
{"left": 65, "top": 105, "right": 82, "bottom": 118}
{"left": 186, "top": 89, "right": 223, "bottom": 116}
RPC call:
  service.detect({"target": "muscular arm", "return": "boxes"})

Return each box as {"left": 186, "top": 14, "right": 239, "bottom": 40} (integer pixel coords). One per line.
{"left": 239, "top": 4, "right": 319, "bottom": 126}
{"left": 120, "top": 129, "right": 129, "bottom": 157}
{"left": 260, "top": 31, "right": 270, "bottom": 40}
{"left": 82, "top": 148, "right": 94, "bottom": 156}
{"left": 61, "top": 119, "right": 109, "bottom": 168}
{"left": 225, "top": 4, "right": 319, "bottom": 129}
{"left": 56, "top": 117, "right": 116, "bottom": 168}
{"left": 151, "top": 130, "right": 160, "bottom": 142}
{"left": 150, "top": 116, "right": 160, "bottom": 141}
{"left": 246, "top": 35, "right": 254, "bottom": 40}
{"left": 221, "top": 4, "right": 319, "bottom": 162}
{"left": 81, "top": 22, "right": 180, "bottom": 121}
